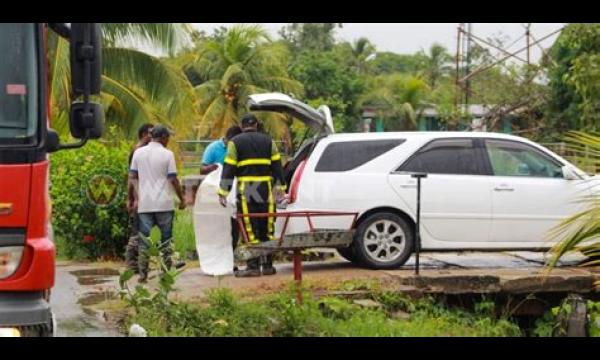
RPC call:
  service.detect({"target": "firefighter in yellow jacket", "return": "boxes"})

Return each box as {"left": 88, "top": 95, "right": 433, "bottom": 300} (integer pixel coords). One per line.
{"left": 218, "top": 114, "right": 286, "bottom": 277}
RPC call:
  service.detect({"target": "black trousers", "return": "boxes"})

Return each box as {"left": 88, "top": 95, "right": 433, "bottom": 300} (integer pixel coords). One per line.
{"left": 236, "top": 180, "right": 275, "bottom": 269}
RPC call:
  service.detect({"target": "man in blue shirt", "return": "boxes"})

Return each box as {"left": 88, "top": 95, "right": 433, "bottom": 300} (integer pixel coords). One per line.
{"left": 200, "top": 126, "right": 242, "bottom": 175}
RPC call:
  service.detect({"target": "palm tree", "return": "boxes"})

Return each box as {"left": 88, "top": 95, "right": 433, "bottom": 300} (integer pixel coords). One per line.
{"left": 48, "top": 23, "right": 197, "bottom": 140}
{"left": 351, "top": 37, "right": 376, "bottom": 74}
{"left": 548, "top": 131, "right": 600, "bottom": 271}
{"left": 357, "top": 74, "right": 428, "bottom": 130}
{"left": 417, "top": 43, "right": 453, "bottom": 89}
{"left": 187, "top": 25, "right": 304, "bottom": 139}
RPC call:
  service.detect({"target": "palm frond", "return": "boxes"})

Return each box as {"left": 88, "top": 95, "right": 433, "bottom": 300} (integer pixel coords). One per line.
{"left": 100, "top": 75, "right": 156, "bottom": 137}
{"left": 101, "top": 23, "right": 191, "bottom": 55}
{"left": 102, "top": 47, "right": 195, "bottom": 121}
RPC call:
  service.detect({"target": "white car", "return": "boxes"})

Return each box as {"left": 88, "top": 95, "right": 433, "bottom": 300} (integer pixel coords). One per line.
{"left": 249, "top": 93, "right": 597, "bottom": 269}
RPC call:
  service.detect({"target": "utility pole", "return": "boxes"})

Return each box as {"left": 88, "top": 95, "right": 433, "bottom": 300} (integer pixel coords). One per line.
{"left": 525, "top": 23, "right": 531, "bottom": 66}
{"left": 454, "top": 24, "right": 462, "bottom": 112}
{"left": 464, "top": 23, "right": 472, "bottom": 116}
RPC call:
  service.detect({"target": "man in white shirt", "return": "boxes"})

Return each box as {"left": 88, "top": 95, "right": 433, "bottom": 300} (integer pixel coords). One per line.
{"left": 129, "top": 125, "right": 186, "bottom": 282}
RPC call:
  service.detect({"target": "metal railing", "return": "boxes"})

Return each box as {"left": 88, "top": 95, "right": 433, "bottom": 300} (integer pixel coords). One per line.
{"left": 177, "top": 139, "right": 288, "bottom": 169}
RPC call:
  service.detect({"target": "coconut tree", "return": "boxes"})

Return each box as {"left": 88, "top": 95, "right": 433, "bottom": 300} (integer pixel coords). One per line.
{"left": 187, "top": 25, "right": 304, "bottom": 140}
{"left": 417, "top": 43, "right": 453, "bottom": 89}
{"left": 350, "top": 37, "right": 376, "bottom": 74}
{"left": 357, "top": 74, "right": 428, "bottom": 131}
{"left": 48, "top": 23, "right": 197, "bottom": 140}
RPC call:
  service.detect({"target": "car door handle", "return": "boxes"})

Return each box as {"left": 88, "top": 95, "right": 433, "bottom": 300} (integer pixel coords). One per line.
{"left": 494, "top": 186, "right": 514, "bottom": 192}
{"left": 399, "top": 181, "right": 417, "bottom": 188}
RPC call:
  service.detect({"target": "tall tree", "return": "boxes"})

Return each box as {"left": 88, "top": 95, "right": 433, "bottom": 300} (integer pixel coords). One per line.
{"left": 188, "top": 25, "right": 303, "bottom": 139}
{"left": 279, "top": 23, "right": 342, "bottom": 53}
{"left": 358, "top": 74, "right": 428, "bottom": 130}
{"left": 547, "top": 23, "right": 600, "bottom": 137}
{"left": 416, "top": 43, "right": 453, "bottom": 88}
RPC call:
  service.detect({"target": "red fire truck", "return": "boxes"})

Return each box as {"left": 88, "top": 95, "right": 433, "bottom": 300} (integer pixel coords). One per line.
{"left": 0, "top": 23, "right": 104, "bottom": 337}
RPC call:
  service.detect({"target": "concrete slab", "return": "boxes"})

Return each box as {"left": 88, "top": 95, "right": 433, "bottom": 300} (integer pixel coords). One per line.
{"left": 506, "top": 251, "right": 588, "bottom": 266}
{"left": 384, "top": 267, "right": 599, "bottom": 295}
{"left": 421, "top": 252, "right": 536, "bottom": 268}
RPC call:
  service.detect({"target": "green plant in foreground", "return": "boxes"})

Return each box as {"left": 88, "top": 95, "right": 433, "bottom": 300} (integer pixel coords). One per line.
{"left": 126, "top": 283, "right": 523, "bottom": 337}
{"left": 119, "top": 235, "right": 183, "bottom": 315}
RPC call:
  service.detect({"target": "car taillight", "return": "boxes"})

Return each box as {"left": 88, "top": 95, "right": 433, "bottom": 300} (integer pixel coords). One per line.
{"left": 0, "top": 246, "right": 24, "bottom": 279}
{"left": 288, "top": 160, "right": 307, "bottom": 204}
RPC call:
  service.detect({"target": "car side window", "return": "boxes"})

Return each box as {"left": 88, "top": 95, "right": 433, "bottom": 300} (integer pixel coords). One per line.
{"left": 485, "top": 140, "right": 563, "bottom": 178}
{"left": 398, "top": 139, "right": 481, "bottom": 175}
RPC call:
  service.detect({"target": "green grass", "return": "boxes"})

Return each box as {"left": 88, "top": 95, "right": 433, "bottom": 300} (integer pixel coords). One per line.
{"left": 127, "top": 287, "right": 523, "bottom": 337}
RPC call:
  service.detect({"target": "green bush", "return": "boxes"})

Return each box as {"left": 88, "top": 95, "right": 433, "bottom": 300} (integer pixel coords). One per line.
{"left": 127, "top": 287, "right": 523, "bottom": 337}
{"left": 50, "top": 141, "right": 131, "bottom": 260}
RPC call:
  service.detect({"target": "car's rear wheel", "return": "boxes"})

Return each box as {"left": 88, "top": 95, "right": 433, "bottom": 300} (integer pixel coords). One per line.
{"left": 353, "top": 212, "right": 413, "bottom": 269}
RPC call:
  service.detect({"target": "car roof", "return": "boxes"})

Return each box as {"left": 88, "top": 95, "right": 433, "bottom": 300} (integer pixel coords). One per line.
{"left": 325, "top": 131, "right": 533, "bottom": 143}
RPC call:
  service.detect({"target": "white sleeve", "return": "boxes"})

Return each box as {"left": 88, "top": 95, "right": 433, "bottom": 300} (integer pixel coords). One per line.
{"left": 130, "top": 152, "right": 138, "bottom": 173}
{"left": 167, "top": 152, "right": 177, "bottom": 177}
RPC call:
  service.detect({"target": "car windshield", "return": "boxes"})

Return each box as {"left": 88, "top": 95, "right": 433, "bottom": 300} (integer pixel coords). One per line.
{"left": 0, "top": 23, "right": 38, "bottom": 146}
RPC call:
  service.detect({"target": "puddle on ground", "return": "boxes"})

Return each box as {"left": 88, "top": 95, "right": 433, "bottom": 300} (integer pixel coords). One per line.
{"left": 70, "top": 268, "right": 120, "bottom": 286}
{"left": 70, "top": 268, "right": 120, "bottom": 277}
{"left": 76, "top": 276, "right": 113, "bottom": 286}
{"left": 78, "top": 290, "right": 117, "bottom": 307}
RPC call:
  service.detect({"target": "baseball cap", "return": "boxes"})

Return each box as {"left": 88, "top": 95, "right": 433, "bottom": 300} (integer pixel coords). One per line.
{"left": 241, "top": 114, "right": 258, "bottom": 127}
{"left": 151, "top": 125, "right": 174, "bottom": 138}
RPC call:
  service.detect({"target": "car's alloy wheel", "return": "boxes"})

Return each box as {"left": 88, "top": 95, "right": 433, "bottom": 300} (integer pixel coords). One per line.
{"left": 363, "top": 220, "right": 406, "bottom": 263}
{"left": 353, "top": 212, "right": 413, "bottom": 269}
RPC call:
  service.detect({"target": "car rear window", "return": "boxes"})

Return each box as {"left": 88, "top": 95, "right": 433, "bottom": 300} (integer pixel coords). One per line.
{"left": 315, "top": 139, "right": 405, "bottom": 172}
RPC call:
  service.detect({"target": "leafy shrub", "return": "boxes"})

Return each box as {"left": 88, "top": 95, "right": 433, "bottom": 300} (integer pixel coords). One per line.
{"left": 50, "top": 140, "right": 131, "bottom": 260}
{"left": 127, "top": 286, "right": 523, "bottom": 337}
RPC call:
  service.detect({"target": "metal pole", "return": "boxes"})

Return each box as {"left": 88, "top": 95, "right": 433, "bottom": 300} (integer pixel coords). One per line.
{"left": 293, "top": 249, "right": 303, "bottom": 304}
{"left": 411, "top": 173, "right": 427, "bottom": 275}
{"left": 455, "top": 24, "right": 462, "bottom": 113}
{"left": 465, "top": 23, "right": 472, "bottom": 115}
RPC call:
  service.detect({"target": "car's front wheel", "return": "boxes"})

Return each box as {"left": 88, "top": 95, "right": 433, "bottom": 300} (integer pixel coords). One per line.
{"left": 353, "top": 212, "right": 413, "bottom": 269}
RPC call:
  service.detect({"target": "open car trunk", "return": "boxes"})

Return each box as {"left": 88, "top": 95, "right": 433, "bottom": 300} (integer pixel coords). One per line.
{"left": 247, "top": 93, "right": 334, "bottom": 186}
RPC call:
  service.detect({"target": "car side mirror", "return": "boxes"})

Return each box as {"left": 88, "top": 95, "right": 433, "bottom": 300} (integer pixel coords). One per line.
{"left": 562, "top": 165, "right": 581, "bottom": 180}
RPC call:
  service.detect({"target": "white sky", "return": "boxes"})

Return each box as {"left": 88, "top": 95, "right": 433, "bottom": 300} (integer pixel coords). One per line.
{"left": 192, "top": 23, "right": 565, "bottom": 64}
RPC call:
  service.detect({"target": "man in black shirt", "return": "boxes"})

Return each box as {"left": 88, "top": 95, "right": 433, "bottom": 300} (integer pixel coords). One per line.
{"left": 125, "top": 123, "right": 154, "bottom": 273}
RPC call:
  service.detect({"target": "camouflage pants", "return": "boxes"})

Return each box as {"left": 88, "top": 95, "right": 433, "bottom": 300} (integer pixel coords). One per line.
{"left": 125, "top": 213, "right": 140, "bottom": 271}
